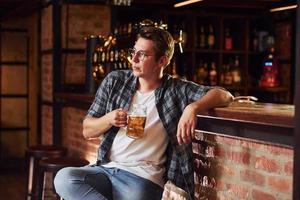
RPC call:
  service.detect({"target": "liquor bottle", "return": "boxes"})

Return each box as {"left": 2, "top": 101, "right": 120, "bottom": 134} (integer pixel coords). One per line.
{"left": 220, "top": 64, "right": 226, "bottom": 85}
{"left": 106, "top": 50, "right": 110, "bottom": 62}
{"left": 113, "top": 25, "right": 119, "bottom": 36}
{"left": 101, "top": 51, "right": 106, "bottom": 63}
{"left": 171, "top": 61, "right": 180, "bottom": 78}
{"left": 224, "top": 28, "right": 233, "bottom": 50}
{"left": 224, "top": 64, "right": 233, "bottom": 85}
{"left": 113, "top": 49, "right": 119, "bottom": 70}
{"left": 128, "top": 22, "right": 132, "bottom": 34}
{"left": 259, "top": 47, "right": 279, "bottom": 87}
{"left": 232, "top": 56, "right": 241, "bottom": 85}
{"left": 207, "top": 25, "right": 215, "bottom": 49}
{"left": 92, "top": 47, "right": 100, "bottom": 66}
{"left": 199, "top": 26, "right": 206, "bottom": 49}
{"left": 92, "top": 47, "right": 105, "bottom": 82}
{"left": 209, "top": 62, "right": 217, "bottom": 85}
{"left": 196, "top": 60, "right": 208, "bottom": 85}
{"left": 110, "top": 50, "right": 114, "bottom": 63}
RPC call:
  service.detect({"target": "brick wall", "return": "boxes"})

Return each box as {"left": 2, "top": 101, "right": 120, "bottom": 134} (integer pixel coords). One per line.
{"left": 41, "top": 54, "right": 53, "bottom": 102}
{"left": 61, "top": 4, "right": 110, "bottom": 85}
{"left": 41, "top": 5, "right": 53, "bottom": 50}
{"left": 62, "top": 53, "right": 86, "bottom": 85}
{"left": 193, "top": 131, "right": 293, "bottom": 200}
{"left": 41, "top": 105, "right": 53, "bottom": 145}
{"left": 61, "top": 107, "right": 99, "bottom": 163}
{"left": 40, "top": 4, "right": 110, "bottom": 144}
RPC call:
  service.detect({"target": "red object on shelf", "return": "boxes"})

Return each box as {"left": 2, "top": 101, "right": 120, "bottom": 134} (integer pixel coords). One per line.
{"left": 259, "top": 47, "right": 280, "bottom": 88}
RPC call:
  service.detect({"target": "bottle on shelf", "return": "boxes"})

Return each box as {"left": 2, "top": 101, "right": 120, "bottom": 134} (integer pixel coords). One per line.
{"left": 209, "top": 62, "right": 217, "bottom": 85}
{"left": 171, "top": 61, "right": 180, "bottom": 78}
{"left": 224, "top": 64, "right": 233, "bottom": 86}
{"left": 92, "top": 46, "right": 106, "bottom": 82}
{"left": 113, "top": 49, "right": 119, "bottom": 70}
{"left": 231, "top": 56, "right": 241, "bottom": 85}
{"left": 259, "top": 46, "right": 280, "bottom": 88}
{"left": 207, "top": 25, "right": 215, "bottom": 49}
{"left": 195, "top": 60, "right": 208, "bottom": 85}
{"left": 199, "top": 26, "right": 206, "bottom": 49}
{"left": 224, "top": 27, "right": 233, "bottom": 50}
{"left": 128, "top": 22, "right": 132, "bottom": 34}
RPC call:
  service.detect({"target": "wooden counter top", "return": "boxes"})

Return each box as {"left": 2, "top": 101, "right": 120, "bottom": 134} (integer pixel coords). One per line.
{"left": 207, "top": 102, "right": 294, "bottom": 128}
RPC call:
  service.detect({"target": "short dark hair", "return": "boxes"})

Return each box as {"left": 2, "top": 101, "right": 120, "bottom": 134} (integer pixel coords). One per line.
{"left": 137, "top": 26, "right": 174, "bottom": 64}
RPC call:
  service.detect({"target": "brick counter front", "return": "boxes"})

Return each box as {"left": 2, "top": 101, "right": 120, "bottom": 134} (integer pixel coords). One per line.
{"left": 193, "top": 103, "right": 294, "bottom": 200}
{"left": 193, "top": 132, "right": 293, "bottom": 200}
{"left": 56, "top": 93, "right": 294, "bottom": 200}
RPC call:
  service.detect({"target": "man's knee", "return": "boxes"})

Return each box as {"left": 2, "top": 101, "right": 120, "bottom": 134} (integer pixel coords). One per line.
{"left": 54, "top": 167, "right": 82, "bottom": 193}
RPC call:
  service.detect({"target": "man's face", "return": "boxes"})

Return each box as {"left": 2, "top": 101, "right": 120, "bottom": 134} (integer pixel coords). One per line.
{"left": 129, "top": 38, "right": 164, "bottom": 79}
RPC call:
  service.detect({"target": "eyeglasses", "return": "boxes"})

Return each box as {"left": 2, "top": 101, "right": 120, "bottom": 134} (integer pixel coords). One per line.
{"left": 127, "top": 48, "right": 155, "bottom": 62}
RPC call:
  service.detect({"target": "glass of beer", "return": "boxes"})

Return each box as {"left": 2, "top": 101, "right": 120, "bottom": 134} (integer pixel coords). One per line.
{"left": 126, "top": 104, "right": 147, "bottom": 139}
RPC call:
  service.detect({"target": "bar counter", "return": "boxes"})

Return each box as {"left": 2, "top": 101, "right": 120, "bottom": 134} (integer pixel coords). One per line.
{"left": 197, "top": 102, "right": 294, "bottom": 147}
{"left": 55, "top": 92, "right": 294, "bottom": 147}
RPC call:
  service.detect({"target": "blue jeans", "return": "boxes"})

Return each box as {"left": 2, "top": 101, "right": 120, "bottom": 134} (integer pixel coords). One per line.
{"left": 54, "top": 165, "right": 163, "bottom": 200}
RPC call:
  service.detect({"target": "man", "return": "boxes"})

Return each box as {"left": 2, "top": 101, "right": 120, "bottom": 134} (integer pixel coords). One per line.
{"left": 54, "top": 26, "right": 233, "bottom": 200}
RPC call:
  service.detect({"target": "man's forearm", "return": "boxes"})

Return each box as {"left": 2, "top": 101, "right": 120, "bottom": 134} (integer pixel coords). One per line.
{"left": 82, "top": 115, "right": 112, "bottom": 139}
{"left": 191, "top": 88, "right": 233, "bottom": 113}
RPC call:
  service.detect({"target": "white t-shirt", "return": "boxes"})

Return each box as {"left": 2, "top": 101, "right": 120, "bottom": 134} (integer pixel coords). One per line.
{"left": 103, "top": 90, "right": 169, "bottom": 187}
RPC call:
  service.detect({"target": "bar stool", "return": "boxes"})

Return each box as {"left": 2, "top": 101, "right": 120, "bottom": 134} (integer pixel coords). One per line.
{"left": 38, "top": 157, "right": 90, "bottom": 200}
{"left": 25, "top": 145, "right": 68, "bottom": 200}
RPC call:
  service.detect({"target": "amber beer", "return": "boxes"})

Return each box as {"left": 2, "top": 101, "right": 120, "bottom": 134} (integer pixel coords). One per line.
{"left": 126, "top": 104, "right": 147, "bottom": 139}
{"left": 127, "top": 116, "right": 146, "bottom": 138}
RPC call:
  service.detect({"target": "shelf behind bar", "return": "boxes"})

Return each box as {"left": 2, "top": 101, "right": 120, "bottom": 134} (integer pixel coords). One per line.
{"left": 0, "top": 94, "right": 28, "bottom": 98}
{"left": 0, "top": 127, "right": 30, "bottom": 131}
{"left": 0, "top": 28, "right": 27, "bottom": 32}
{"left": 41, "top": 48, "right": 85, "bottom": 55}
{"left": 55, "top": 92, "right": 94, "bottom": 104}
{"left": 249, "top": 86, "right": 289, "bottom": 92}
{"left": 0, "top": 61, "right": 28, "bottom": 65}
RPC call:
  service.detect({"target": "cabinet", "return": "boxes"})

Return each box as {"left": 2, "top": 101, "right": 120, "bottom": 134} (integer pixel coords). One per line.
{"left": 163, "top": 10, "right": 295, "bottom": 103}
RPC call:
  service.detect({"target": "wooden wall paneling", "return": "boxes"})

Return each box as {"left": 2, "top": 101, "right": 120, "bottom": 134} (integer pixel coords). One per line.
{"left": 0, "top": 27, "right": 29, "bottom": 168}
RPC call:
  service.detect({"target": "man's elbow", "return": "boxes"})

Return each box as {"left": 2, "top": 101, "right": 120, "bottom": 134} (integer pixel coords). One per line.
{"left": 222, "top": 90, "right": 234, "bottom": 106}
{"left": 212, "top": 88, "right": 234, "bottom": 106}
{"left": 82, "top": 118, "right": 90, "bottom": 140}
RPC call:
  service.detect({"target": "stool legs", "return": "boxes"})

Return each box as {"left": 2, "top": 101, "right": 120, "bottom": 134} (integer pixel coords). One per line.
{"left": 27, "top": 157, "right": 34, "bottom": 200}
{"left": 25, "top": 145, "right": 68, "bottom": 200}
{"left": 26, "top": 156, "right": 41, "bottom": 200}
{"left": 38, "top": 170, "right": 61, "bottom": 200}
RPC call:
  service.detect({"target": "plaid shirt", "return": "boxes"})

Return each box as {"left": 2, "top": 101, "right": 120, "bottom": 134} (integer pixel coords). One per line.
{"left": 87, "top": 70, "right": 211, "bottom": 198}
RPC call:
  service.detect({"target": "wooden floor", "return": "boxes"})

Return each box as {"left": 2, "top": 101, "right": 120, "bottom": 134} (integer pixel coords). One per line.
{"left": 0, "top": 170, "right": 27, "bottom": 200}
{"left": 0, "top": 170, "right": 59, "bottom": 200}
